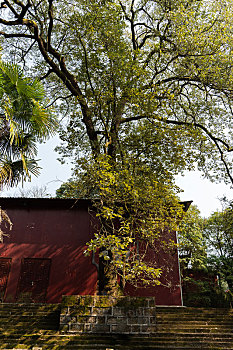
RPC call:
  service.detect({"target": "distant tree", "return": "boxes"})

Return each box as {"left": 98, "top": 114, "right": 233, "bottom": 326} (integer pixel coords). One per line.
{"left": 204, "top": 207, "right": 233, "bottom": 294}
{"left": 178, "top": 205, "right": 206, "bottom": 273}
{"left": 56, "top": 179, "right": 89, "bottom": 199}
{"left": 12, "top": 185, "right": 50, "bottom": 198}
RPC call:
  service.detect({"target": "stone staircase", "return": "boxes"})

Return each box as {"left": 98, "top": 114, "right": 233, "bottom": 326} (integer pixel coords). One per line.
{"left": 0, "top": 303, "right": 60, "bottom": 332}
{"left": 153, "top": 306, "right": 233, "bottom": 349}
{"left": 0, "top": 304, "right": 232, "bottom": 349}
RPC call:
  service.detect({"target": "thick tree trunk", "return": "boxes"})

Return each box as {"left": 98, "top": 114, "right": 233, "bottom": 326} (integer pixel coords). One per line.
{"left": 98, "top": 256, "right": 122, "bottom": 296}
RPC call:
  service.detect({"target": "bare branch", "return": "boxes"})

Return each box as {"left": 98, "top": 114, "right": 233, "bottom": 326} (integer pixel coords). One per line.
{"left": 45, "top": 93, "right": 72, "bottom": 108}
{"left": 4, "top": 0, "right": 19, "bottom": 17}
{"left": 38, "top": 68, "right": 54, "bottom": 81}
{"left": 0, "top": 31, "right": 34, "bottom": 39}
{"left": 47, "top": 0, "right": 53, "bottom": 49}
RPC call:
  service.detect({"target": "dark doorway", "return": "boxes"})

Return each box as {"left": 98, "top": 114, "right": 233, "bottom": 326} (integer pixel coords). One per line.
{"left": 16, "top": 258, "right": 51, "bottom": 303}
{"left": 0, "top": 258, "right": 11, "bottom": 301}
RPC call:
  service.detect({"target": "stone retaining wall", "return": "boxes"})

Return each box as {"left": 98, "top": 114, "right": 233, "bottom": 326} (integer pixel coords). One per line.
{"left": 60, "top": 295, "right": 156, "bottom": 334}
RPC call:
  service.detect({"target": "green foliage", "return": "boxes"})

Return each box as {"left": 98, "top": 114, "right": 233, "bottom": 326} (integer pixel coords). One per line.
{"left": 181, "top": 202, "right": 233, "bottom": 307}
{"left": 2, "top": 0, "right": 233, "bottom": 183}
{"left": 182, "top": 274, "right": 231, "bottom": 308}
{"left": 204, "top": 206, "right": 233, "bottom": 294}
{"left": 78, "top": 155, "right": 184, "bottom": 289}
{"left": 0, "top": 61, "right": 58, "bottom": 188}
{"left": 178, "top": 205, "right": 206, "bottom": 271}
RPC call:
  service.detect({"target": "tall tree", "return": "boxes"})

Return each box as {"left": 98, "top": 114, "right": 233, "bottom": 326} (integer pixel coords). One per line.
{"left": 0, "top": 61, "right": 58, "bottom": 188}
{"left": 2, "top": 0, "right": 233, "bottom": 293}
{"left": 0, "top": 0, "right": 233, "bottom": 183}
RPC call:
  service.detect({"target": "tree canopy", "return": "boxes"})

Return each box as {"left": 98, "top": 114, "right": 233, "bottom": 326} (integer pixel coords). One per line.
{"left": 0, "top": 0, "right": 233, "bottom": 183}
{"left": 178, "top": 204, "right": 206, "bottom": 272}
{"left": 204, "top": 205, "right": 233, "bottom": 293}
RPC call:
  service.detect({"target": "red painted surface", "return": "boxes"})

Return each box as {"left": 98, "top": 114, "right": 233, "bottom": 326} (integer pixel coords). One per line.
{"left": 124, "top": 229, "right": 182, "bottom": 305}
{"left": 0, "top": 198, "right": 183, "bottom": 305}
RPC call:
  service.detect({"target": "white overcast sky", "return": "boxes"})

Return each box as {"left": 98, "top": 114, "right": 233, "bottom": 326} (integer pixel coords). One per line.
{"left": 2, "top": 135, "right": 233, "bottom": 218}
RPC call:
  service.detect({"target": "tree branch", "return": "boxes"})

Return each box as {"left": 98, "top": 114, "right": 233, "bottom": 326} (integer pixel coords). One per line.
{"left": 164, "top": 118, "right": 233, "bottom": 184}
{"left": 47, "top": 0, "right": 53, "bottom": 50}
{"left": 0, "top": 31, "right": 34, "bottom": 39}
{"left": 45, "top": 94, "right": 72, "bottom": 108}
{"left": 4, "top": 0, "right": 19, "bottom": 17}
{"left": 38, "top": 68, "right": 54, "bottom": 81}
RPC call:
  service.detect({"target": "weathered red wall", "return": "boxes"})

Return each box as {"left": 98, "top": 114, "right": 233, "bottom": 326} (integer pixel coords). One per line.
{"left": 0, "top": 198, "right": 183, "bottom": 305}
{"left": 0, "top": 198, "right": 97, "bottom": 303}
{"left": 124, "top": 229, "right": 182, "bottom": 305}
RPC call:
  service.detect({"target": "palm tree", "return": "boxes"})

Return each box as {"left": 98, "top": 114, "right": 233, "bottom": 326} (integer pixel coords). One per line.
{"left": 0, "top": 61, "right": 58, "bottom": 188}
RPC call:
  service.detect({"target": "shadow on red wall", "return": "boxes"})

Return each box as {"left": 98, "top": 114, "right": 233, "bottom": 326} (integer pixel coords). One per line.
{"left": 0, "top": 198, "right": 183, "bottom": 305}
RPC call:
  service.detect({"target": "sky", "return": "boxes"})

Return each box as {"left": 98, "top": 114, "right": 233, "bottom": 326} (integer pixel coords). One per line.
{"left": 175, "top": 172, "right": 233, "bottom": 217}
{"left": 2, "top": 135, "right": 233, "bottom": 218}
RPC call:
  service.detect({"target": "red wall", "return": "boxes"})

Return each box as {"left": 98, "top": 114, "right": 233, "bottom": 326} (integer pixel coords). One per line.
{"left": 124, "top": 229, "right": 182, "bottom": 305}
{"left": 0, "top": 198, "right": 183, "bottom": 305}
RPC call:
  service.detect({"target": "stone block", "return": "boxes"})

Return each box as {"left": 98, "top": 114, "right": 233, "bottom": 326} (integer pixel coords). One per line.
{"left": 148, "top": 298, "right": 156, "bottom": 307}
{"left": 75, "top": 315, "right": 96, "bottom": 324}
{"left": 116, "top": 296, "right": 148, "bottom": 308}
{"left": 96, "top": 316, "right": 106, "bottom": 324}
{"left": 150, "top": 316, "right": 156, "bottom": 324}
{"left": 71, "top": 316, "right": 77, "bottom": 322}
{"left": 143, "top": 307, "right": 156, "bottom": 316}
{"left": 85, "top": 316, "right": 97, "bottom": 324}
{"left": 138, "top": 317, "right": 149, "bottom": 325}
{"left": 136, "top": 307, "right": 144, "bottom": 316}
{"left": 126, "top": 309, "right": 137, "bottom": 317}
{"left": 69, "top": 323, "right": 85, "bottom": 332}
{"left": 127, "top": 317, "right": 139, "bottom": 325}
{"left": 84, "top": 323, "right": 92, "bottom": 332}
{"left": 94, "top": 296, "right": 117, "bottom": 307}
{"left": 141, "top": 325, "right": 157, "bottom": 333}
{"left": 92, "top": 323, "right": 110, "bottom": 333}
{"left": 131, "top": 325, "right": 141, "bottom": 333}
{"left": 59, "top": 323, "right": 69, "bottom": 332}
{"left": 60, "top": 314, "right": 71, "bottom": 323}
{"left": 107, "top": 316, "right": 127, "bottom": 325}
{"left": 69, "top": 305, "right": 92, "bottom": 316}
{"left": 92, "top": 307, "right": 112, "bottom": 316}
{"left": 112, "top": 307, "right": 123, "bottom": 316}
{"left": 111, "top": 324, "right": 131, "bottom": 333}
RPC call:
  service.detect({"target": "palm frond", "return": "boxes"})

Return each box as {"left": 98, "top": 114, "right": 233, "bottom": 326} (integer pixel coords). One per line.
{"left": 0, "top": 157, "right": 41, "bottom": 189}
{"left": 0, "top": 59, "right": 58, "bottom": 189}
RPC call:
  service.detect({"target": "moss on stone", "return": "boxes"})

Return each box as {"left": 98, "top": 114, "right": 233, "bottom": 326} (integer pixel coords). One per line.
{"left": 62, "top": 295, "right": 155, "bottom": 310}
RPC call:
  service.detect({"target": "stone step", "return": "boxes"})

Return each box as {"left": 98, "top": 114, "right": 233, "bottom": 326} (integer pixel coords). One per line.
{"left": 0, "top": 304, "right": 233, "bottom": 349}
{"left": 1, "top": 333, "right": 233, "bottom": 347}
{"left": 157, "top": 315, "right": 233, "bottom": 323}
{"left": 0, "top": 344, "right": 232, "bottom": 350}
{"left": 156, "top": 313, "right": 233, "bottom": 318}
{"left": 156, "top": 327, "right": 233, "bottom": 333}
{"left": 157, "top": 319, "right": 233, "bottom": 325}
{"left": 157, "top": 321, "right": 233, "bottom": 327}
{"left": 156, "top": 307, "right": 233, "bottom": 314}
{"left": 157, "top": 314, "right": 233, "bottom": 319}
{"left": 156, "top": 307, "right": 232, "bottom": 312}
{"left": 0, "top": 304, "right": 60, "bottom": 310}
